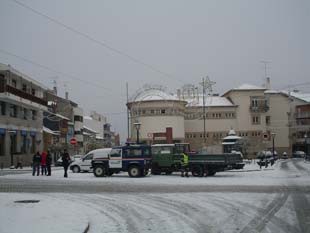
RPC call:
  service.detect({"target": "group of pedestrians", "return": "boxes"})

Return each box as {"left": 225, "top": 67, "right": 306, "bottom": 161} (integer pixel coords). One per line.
{"left": 32, "top": 149, "right": 71, "bottom": 178}
{"left": 32, "top": 150, "right": 52, "bottom": 176}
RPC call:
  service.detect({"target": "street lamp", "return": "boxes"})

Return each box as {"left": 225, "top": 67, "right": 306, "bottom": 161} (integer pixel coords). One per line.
{"left": 271, "top": 132, "right": 276, "bottom": 159}
{"left": 133, "top": 122, "right": 141, "bottom": 144}
{"left": 304, "top": 133, "right": 308, "bottom": 156}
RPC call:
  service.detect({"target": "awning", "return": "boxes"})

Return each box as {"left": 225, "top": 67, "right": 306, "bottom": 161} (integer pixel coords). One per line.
{"left": 43, "top": 126, "right": 60, "bottom": 135}
{"left": 83, "top": 126, "right": 98, "bottom": 134}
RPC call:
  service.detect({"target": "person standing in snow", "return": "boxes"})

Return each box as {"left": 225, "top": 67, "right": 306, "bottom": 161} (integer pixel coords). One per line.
{"left": 62, "top": 149, "right": 71, "bottom": 178}
{"left": 180, "top": 153, "right": 189, "bottom": 177}
{"left": 41, "top": 151, "right": 47, "bottom": 175}
{"left": 46, "top": 150, "right": 52, "bottom": 176}
{"left": 32, "top": 151, "right": 41, "bottom": 176}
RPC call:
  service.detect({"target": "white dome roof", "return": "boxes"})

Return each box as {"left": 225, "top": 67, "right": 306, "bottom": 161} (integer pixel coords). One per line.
{"left": 132, "top": 89, "right": 178, "bottom": 102}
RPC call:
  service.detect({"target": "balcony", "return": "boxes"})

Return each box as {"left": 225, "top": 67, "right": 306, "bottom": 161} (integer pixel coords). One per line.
{"left": 296, "top": 112, "right": 310, "bottom": 119}
{"left": 249, "top": 105, "right": 269, "bottom": 113}
{"left": 0, "top": 84, "right": 47, "bottom": 106}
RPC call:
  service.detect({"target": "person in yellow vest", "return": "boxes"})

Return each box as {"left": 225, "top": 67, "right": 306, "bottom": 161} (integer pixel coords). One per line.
{"left": 181, "top": 153, "right": 189, "bottom": 177}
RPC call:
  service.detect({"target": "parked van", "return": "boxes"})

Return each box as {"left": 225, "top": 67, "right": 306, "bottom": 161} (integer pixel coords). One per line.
{"left": 70, "top": 148, "right": 112, "bottom": 173}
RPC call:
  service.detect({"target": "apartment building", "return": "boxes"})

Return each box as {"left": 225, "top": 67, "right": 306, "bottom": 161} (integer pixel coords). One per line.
{"left": 0, "top": 64, "right": 47, "bottom": 167}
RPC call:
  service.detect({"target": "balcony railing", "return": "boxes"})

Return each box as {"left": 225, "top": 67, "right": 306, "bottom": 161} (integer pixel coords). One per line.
{"left": 296, "top": 112, "right": 310, "bottom": 119}
{"left": 249, "top": 105, "right": 269, "bottom": 113}
{"left": 0, "top": 84, "right": 47, "bottom": 106}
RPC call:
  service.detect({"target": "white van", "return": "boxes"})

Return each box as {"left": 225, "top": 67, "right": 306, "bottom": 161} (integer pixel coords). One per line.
{"left": 70, "top": 148, "right": 112, "bottom": 173}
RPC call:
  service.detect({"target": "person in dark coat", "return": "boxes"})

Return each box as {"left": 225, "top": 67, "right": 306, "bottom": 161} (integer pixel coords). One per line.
{"left": 62, "top": 149, "right": 71, "bottom": 178}
{"left": 41, "top": 151, "right": 47, "bottom": 175}
{"left": 32, "top": 151, "right": 41, "bottom": 176}
{"left": 46, "top": 150, "right": 52, "bottom": 176}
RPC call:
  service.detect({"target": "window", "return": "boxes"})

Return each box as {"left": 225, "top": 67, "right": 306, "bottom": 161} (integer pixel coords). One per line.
{"left": 23, "top": 108, "right": 28, "bottom": 120}
{"left": 150, "top": 110, "right": 154, "bottom": 114}
{"left": 32, "top": 110, "right": 37, "bottom": 120}
{"left": 22, "top": 84, "right": 27, "bottom": 92}
{"left": 74, "top": 115, "right": 83, "bottom": 122}
{"left": 161, "top": 109, "right": 165, "bottom": 114}
{"left": 124, "top": 148, "right": 143, "bottom": 158}
{"left": 9, "top": 104, "right": 17, "bottom": 117}
{"left": 12, "top": 79, "right": 17, "bottom": 88}
{"left": 31, "top": 88, "right": 36, "bottom": 96}
{"left": 252, "top": 116, "right": 260, "bottom": 125}
{"left": 266, "top": 116, "right": 271, "bottom": 125}
{"left": 84, "top": 153, "right": 93, "bottom": 160}
{"left": 251, "top": 99, "right": 258, "bottom": 107}
{"left": 110, "top": 148, "right": 121, "bottom": 157}
{"left": 0, "top": 101, "right": 6, "bottom": 115}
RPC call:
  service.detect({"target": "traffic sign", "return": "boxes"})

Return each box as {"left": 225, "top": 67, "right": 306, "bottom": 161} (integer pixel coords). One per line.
{"left": 70, "top": 138, "right": 77, "bottom": 145}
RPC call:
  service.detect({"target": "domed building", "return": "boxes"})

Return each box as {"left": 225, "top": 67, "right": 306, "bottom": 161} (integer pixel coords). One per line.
{"left": 127, "top": 86, "right": 187, "bottom": 144}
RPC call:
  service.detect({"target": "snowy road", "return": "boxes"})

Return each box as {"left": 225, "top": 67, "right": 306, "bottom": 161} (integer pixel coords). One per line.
{"left": 0, "top": 159, "right": 310, "bottom": 233}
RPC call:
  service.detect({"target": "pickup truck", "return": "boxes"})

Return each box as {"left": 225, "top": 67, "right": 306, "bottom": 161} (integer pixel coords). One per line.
{"left": 151, "top": 143, "right": 244, "bottom": 177}
{"left": 91, "top": 144, "right": 152, "bottom": 177}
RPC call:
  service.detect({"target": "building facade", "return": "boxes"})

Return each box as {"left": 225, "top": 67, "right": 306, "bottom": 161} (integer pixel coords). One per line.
{"left": 0, "top": 64, "right": 47, "bottom": 167}
{"left": 128, "top": 83, "right": 310, "bottom": 158}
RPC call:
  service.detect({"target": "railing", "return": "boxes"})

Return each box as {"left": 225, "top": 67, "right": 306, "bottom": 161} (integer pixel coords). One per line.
{"left": 249, "top": 105, "right": 269, "bottom": 113}
{"left": 2, "top": 85, "right": 47, "bottom": 106}
{"left": 296, "top": 112, "right": 310, "bottom": 119}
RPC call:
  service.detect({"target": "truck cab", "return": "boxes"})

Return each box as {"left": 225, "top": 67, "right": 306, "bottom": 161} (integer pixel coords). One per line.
{"left": 151, "top": 143, "right": 190, "bottom": 175}
{"left": 92, "top": 144, "right": 152, "bottom": 177}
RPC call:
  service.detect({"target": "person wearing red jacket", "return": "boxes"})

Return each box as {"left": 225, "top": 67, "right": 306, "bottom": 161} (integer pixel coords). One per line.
{"left": 41, "top": 151, "right": 47, "bottom": 175}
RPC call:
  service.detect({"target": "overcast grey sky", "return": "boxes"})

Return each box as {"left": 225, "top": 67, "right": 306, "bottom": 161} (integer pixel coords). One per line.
{"left": 0, "top": 0, "right": 309, "bottom": 141}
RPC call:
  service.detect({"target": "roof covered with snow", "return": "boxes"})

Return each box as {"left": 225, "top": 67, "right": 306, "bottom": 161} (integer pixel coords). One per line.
{"left": 286, "top": 92, "right": 310, "bottom": 103}
{"left": 265, "top": 90, "right": 310, "bottom": 103}
{"left": 186, "top": 96, "right": 234, "bottom": 107}
{"left": 233, "top": 84, "right": 266, "bottom": 90}
{"left": 130, "top": 88, "right": 179, "bottom": 102}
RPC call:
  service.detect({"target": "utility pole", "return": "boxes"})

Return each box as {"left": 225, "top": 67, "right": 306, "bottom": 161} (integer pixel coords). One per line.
{"left": 202, "top": 77, "right": 206, "bottom": 143}
{"left": 126, "top": 82, "right": 130, "bottom": 140}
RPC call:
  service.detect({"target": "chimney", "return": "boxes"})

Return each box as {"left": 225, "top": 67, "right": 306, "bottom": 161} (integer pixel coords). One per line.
{"left": 266, "top": 77, "right": 271, "bottom": 89}
{"left": 65, "top": 91, "right": 69, "bottom": 100}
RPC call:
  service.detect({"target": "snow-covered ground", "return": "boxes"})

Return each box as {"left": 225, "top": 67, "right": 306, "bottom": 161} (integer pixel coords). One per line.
{"left": 1, "top": 191, "right": 309, "bottom": 233}
{"left": 0, "top": 159, "right": 309, "bottom": 233}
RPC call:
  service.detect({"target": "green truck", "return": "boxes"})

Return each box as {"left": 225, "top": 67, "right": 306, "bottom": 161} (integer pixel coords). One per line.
{"left": 151, "top": 143, "right": 244, "bottom": 177}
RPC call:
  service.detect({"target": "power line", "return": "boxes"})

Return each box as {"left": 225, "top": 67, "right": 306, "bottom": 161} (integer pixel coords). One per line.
{"left": 9, "top": 0, "right": 183, "bottom": 83}
{"left": 0, "top": 48, "right": 113, "bottom": 92}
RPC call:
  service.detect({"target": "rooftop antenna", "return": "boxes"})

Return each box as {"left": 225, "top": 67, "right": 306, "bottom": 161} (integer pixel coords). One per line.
{"left": 260, "top": 60, "right": 271, "bottom": 88}
{"left": 200, "top": 76, "right": 216, "bottom": 145}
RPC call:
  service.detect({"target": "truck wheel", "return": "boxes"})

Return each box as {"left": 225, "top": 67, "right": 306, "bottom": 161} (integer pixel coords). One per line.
{"left": 94, "top": 165, "right": 106, "bottom": 177}
{"left": 191, "top": 166, "right": 204, "bottom": 177}
{"left": 72, "top": 166, "right": 80, "bottom": 173}
{"left": 165, "top": 171, "right": 173, "bottom": 175}
{"left": 209, "top": 171, "right": 216, "bottom": 176}
{"left": 128, "top": 166, "right": 141, "bottom": 177}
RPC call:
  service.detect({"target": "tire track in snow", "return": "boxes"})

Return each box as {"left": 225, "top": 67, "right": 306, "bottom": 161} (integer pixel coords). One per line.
{"left": 211, "top": 195, "right": 299, "bottom": 233}
{"left": 239, "top": 192, "right": 289, "bottom": 233}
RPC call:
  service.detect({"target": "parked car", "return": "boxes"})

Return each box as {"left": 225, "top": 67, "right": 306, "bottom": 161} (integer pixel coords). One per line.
{"left": 55, "top": 154, "right": 82, "bottom": 166}
{"left": 70, "top": 148, "right": 112, "bottom": 173}
{"left": 292, "top": 151, "right": 305, "bottom": 158}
